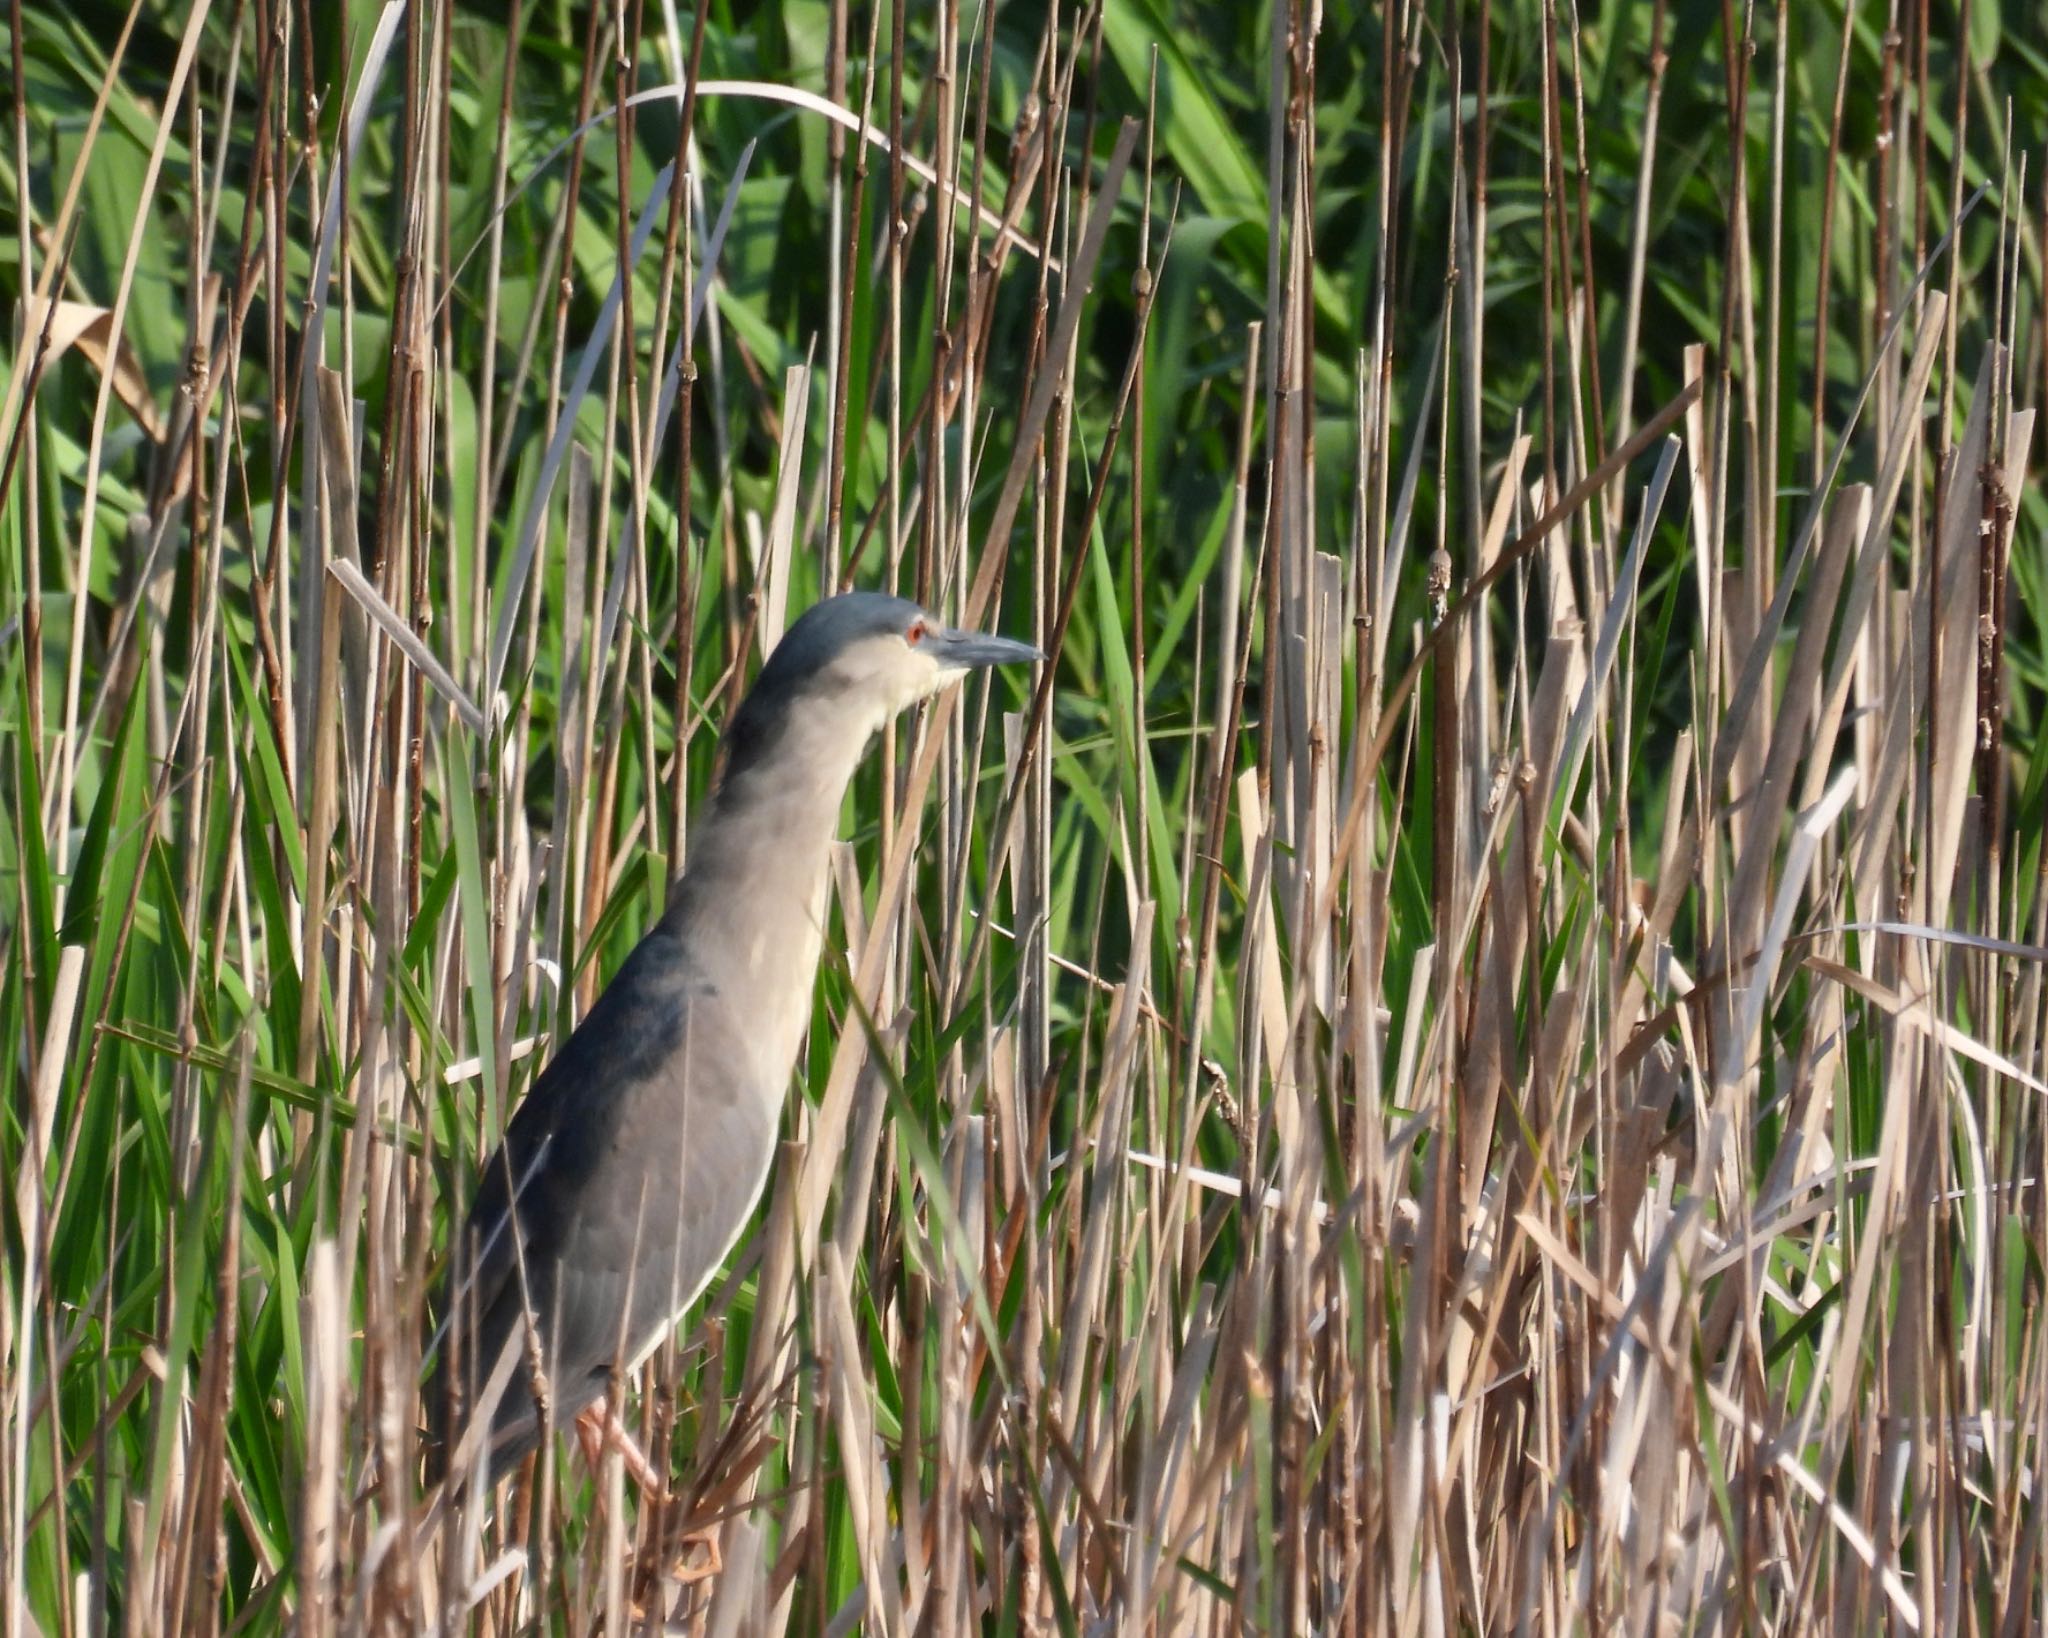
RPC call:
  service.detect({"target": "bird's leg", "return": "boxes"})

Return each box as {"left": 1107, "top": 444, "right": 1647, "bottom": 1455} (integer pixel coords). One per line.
{"left": 669, "top": 1528, "right": 721, "bottom": 1586}
{"left": 574, "top": 1395, "right": 669, "bottom": 1497}
{"left": 576, "top": 1399, "right": 727, "bottom": 1596}
{"left": 572, "top": 1405, "right": 605, "bottom": 1475}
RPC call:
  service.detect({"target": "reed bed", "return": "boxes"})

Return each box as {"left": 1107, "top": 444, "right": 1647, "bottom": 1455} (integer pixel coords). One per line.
{"left": 3, "top": 0, "right": 2047, "bottom": 1631}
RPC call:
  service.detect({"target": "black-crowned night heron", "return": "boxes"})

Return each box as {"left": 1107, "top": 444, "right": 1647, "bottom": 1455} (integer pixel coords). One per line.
{"left": 427, "top": 591, "right": 1039, "bottom": 1486}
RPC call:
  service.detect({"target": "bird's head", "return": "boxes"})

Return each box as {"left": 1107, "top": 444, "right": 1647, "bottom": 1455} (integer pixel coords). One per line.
{"left": 722, "top": 592, "right": 1042, "bottom": 780}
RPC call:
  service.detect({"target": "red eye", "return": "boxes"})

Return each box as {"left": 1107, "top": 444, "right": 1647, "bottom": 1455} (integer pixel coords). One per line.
{"left": 906, "top": 619, "right": 927, "bottom": 645}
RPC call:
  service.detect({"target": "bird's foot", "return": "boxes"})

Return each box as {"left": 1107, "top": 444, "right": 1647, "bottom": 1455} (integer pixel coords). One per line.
{"left": 574, "top": 1396, "right": 669, "bottom": 1498}
{"left": 624, "top": 1523, "right": 723, "bottom": 1628}
{"left": 668, "top": 1526, "right": 722, "bottom": 1586}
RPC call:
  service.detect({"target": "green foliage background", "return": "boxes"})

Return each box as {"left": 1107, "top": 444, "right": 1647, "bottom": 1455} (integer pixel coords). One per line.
{"left": 3, "top": 0, "right": 2046, "bottom": 1629}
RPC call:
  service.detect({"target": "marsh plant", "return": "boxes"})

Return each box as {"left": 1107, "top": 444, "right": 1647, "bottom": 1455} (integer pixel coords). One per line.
{"left": 2, "top": 0, "right": 2046, "bottom": 1631}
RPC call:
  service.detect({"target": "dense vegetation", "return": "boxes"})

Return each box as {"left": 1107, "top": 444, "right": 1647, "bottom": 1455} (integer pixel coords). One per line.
{"left": 3, "top": 0, "right": 2046, "bottom": 1629}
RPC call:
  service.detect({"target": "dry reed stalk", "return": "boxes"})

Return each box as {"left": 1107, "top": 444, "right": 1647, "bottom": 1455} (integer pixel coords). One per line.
{"left": 7, "top": 3, "right": 2048, "bottom": 1633}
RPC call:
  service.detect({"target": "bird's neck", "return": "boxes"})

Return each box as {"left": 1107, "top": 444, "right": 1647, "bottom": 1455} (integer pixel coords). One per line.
{"left": 660, "top": 715, "right": 877, "bottom": 1079}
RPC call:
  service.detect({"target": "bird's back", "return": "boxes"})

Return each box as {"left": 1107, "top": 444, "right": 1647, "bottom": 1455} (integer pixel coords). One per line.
{"left": 426, "top": 918, "right": 781, "bottom": 1481}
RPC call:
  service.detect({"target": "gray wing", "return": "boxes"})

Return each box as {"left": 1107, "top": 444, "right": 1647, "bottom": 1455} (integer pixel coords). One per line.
{"left": 428, "top": 928, "right": 779, "bottom": 1478}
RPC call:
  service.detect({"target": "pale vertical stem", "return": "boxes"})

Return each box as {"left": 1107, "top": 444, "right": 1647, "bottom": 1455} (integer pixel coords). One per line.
{"left": 879, "top": 0, "right": 908, "bottom": 880}
{"left": 928, "top": 0, "right": 964, "bottom": 1176}
{"left": 1129, "top": 51, "right": 1156, "bottom": 934}
{"left": 1808, "top": 0, "right": 1853, "bottom": 493}
{"left": 822, "top": 0, "right": 847, "bottom": 583}
{"left": 549, "top": 450, "right": 596, "bottom": 1021}
{"left": 467, "top": 0, "right": 521, "bottom": 673}
{"left": 1612, "top": 0, "right": 1666, "bottom": 456}
{"left": 51, "top": 3, "right": 213, "bottom": 896}
{"left": 8, "top": 949, "right": 84, "bottom": 1638}
{"left": 7, "top": 0, "right": 40, "bottom": 802}
{"left": 511, "top": 0, "right": 607, "bottom": 1017}
{"left": 1763, "top": 0, "right": 1789, "bottom": 571}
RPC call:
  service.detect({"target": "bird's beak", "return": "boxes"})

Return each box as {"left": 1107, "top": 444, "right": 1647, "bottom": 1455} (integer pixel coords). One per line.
{"left": 926, "top": 627, "right": 1045, "bottom": 670}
